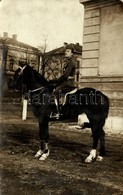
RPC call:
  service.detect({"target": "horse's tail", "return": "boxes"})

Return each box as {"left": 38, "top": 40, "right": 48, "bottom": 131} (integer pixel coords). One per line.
{"left": 96, "top": 96, "right": 109, "bottom": 133}
{"left": 102, "top": 94, "right": 110, "bottom": 120}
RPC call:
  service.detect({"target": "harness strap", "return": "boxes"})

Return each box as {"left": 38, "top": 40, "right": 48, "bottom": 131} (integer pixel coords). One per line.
{"left": 19, "top": 65, "right": 27, "bottom": 75}
{"left": 29, "top": 86, "right": 44, "bottom": 93}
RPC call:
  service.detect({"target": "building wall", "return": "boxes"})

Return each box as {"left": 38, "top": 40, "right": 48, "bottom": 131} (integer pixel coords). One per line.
{"left": 79, "top": 0, "right": 123, "bottom": 132}
{"left": 81, "top": 4, "right": 100, "bottom": 76}
{"left": 5, "top": 46, "right": 40, "bottom": 73}
{"left": 0, "top": 48, "right": 3, "bottom": 68}
{"left": 99, "top": 3, "right": 123, "bottom": 76}
{"left": 0, "top": 40, "right": 40, "bottom": 95}
{"left": 80, "top": 0, "right": 123, "bottom": 77}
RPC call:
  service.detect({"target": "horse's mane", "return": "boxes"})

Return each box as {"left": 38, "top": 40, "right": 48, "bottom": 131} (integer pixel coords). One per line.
{"left": 34, "top": 69, "right": 47, "bottom": 84}
{"left": 27, "top": 65, "right": 48, "bottom": 85}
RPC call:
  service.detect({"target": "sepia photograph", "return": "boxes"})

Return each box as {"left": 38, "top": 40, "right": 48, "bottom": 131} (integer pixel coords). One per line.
{"left": 0, "top": 0, "right": 123, "bottom": 194}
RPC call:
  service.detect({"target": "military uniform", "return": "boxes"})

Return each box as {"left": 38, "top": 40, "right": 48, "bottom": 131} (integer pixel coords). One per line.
{"left": 54, "top": 56, "right": 76, "bottom": 97}
{"left": 49, "top": 48, "right": 77, "bottom": 118}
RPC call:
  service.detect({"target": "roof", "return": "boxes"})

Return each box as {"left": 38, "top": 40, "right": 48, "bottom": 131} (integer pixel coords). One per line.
{"left": 80, "top": 0, "right": 123, "bottom": 3}
{"left": 46, "top": 43, "right": 82, "bottom": 56}
{"left": 79, "top": 0, "right": 91, "bottom": 3}
{"left": 0, "top": 37, "right": 39, "bottom": 52}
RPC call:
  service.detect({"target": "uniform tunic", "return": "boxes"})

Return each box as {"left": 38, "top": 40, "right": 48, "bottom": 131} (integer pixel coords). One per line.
{"left": 54, "top": 57, "right": 76, "bottom": 96}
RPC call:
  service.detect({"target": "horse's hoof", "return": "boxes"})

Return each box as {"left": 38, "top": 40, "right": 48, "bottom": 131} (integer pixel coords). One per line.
{"left": 75, "top": 125, "right": 83, "bottom": 129}
{"left": 35, "top": 149, "right": 43, "bottom": 158}
{"left": 39, "top": 150, "right": 50, "bottom": 161}
{"left": 85, "top": 149, "right": 96, "bottom": 163}
{"left": 96, "top": 156, "right": 103, "bottom": 161}
{"left": 85, "top": 156, "right": 92, "bottom": 163}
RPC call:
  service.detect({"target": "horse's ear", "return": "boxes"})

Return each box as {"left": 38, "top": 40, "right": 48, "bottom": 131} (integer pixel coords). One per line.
{"left": 19, "top": 61, "right": 23, "bottom": 66}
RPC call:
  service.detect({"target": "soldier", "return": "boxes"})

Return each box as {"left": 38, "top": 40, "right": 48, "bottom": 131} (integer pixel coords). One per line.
{"left": 50, "top": 45, "right": 77, "bottom": 119}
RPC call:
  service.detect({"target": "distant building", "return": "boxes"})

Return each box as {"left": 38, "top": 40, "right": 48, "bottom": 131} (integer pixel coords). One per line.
{"left": 0, "top": 32, "right": 40, "bottom": 92}
{"left": 0, "top": 32, "right": 40, "bottom": 73}
{"left": 42, "top": 43, "right": 82, "bottom": 83}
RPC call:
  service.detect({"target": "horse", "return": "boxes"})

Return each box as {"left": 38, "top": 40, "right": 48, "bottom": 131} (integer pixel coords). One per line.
{"left": 10, "top": 63, "right": 109, "bottom": 163}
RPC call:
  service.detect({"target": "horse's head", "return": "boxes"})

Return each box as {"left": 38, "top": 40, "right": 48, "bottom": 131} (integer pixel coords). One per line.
{"left": 8, "top": 62, "right": 48, "bottom": 92}
{"left": 8, "top": 63, "right": 27, "bottom": 91}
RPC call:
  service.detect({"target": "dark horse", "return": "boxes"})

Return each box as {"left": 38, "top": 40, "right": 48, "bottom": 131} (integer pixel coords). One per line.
{"left": 11, "top": 64, "right": 109, "bottom": 163}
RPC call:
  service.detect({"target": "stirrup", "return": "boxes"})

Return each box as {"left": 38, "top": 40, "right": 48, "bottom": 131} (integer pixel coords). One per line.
{"left": 50, "top": 112, "right": 62, "bottom": 120}
{"left": 56, "top": 113, "right": 63, "bottom": 119}
{"left": 56, "top": 113, "right": 60, "bottom": 119}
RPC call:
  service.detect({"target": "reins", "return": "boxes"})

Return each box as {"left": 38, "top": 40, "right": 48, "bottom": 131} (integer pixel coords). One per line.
{"left": 29, "top": 86, "right": 45, "bottom": 93}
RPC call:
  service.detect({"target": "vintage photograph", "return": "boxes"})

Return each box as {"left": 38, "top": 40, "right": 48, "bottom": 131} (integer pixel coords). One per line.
{"left": 0, "top": 0, "right": 123, "bottom": 194}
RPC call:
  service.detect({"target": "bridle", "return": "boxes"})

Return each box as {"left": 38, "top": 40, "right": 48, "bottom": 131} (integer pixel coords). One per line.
{"left": 15, "top": 65, "right": 45, "bottom": 93}
{"left": 18, "top": 65, "right": 27, "bottom": 76}
{"left": 15, "top": 65, "right": 27, "bottom": 83}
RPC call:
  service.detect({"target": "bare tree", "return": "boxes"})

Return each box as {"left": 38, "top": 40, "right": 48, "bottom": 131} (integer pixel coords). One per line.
{"left": 38, "top": 34, "right": 56, "bottom": 76}
{"left": 38, "top": 35, "right": 66, "bottom": 80}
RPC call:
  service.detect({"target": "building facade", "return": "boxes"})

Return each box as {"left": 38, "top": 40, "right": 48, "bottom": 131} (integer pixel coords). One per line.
{"left": 0, "top": 32, "right": 40, "bottom": 92}
{"left": 79, "top": 0, "right": 123, "bottom": 132}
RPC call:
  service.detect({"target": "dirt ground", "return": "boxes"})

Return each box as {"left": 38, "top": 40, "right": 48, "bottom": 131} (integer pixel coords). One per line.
{"left": 0, "top": 116, "right": 123, "bottom": 195}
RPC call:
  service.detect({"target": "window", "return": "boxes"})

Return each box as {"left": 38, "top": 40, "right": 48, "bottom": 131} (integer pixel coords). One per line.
{"left": 9, "top": 58, "right": 14, "bottom": 71}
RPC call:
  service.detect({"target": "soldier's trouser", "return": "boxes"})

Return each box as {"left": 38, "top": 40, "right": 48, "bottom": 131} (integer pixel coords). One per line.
{"left": 53, "top": 84, "right": 75, "bottom": 114}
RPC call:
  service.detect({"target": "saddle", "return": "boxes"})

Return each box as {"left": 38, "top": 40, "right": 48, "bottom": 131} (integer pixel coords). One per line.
{"left": 60, "top": 88, "right": 78, "bottom": 106}
{"left": 50, "top": 88, "right": 78, "bottom": 120}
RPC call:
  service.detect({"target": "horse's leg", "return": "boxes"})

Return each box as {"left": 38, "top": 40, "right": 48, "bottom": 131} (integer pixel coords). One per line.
{"left": 85, "top": 116, "right": 106, "bottom": 163}
{"left": 85, "top": 133, "right": 99, "bottom": 163}
{"left": 39, "top": 117, "right": 50, "bottom": 161}
{"left": 96, "top": 127, "right": 105, "bottom": 161}
{"left": 85, "top": 118, "right": 100, "bottom": 163}
{"left": 95, "top": 115, "right": 106, "bottom": 161}
{"left": 35, "top": 117, "right": 50, "bottom": 160}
